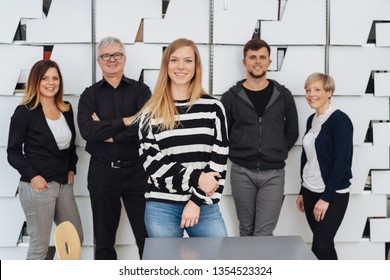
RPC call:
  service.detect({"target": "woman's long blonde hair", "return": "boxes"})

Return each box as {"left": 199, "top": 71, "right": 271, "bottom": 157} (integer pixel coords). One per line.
{"left": 140, "top": 38, "right": 206, "bottom": 131}
{"left": 22, "top": 59, "right": 70, "bottom": 112}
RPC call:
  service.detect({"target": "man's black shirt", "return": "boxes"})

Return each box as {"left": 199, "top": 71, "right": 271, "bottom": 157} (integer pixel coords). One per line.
{"left": 77, "top": 76, "right": 151, "bottom": 161}
{"left": 243, "top": 81, "right": 274, "bottom": 117}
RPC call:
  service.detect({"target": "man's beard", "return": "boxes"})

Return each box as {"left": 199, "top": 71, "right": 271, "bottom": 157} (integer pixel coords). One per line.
{"left": 248, "top": 69, "right": 266, "bottom": 79}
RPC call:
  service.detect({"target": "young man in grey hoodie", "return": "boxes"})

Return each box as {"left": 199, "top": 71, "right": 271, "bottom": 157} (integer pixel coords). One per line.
{"left": 221, "top": 38, "right": 299, "bottom": 236}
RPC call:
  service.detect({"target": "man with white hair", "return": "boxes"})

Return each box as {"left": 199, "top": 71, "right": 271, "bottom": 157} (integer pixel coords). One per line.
{"left": 78, "top": 36, "right": 151, "bottom": 259}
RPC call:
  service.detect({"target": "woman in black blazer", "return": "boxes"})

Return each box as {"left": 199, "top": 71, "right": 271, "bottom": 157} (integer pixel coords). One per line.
{"left": 7, "top": 60, "right": 83, "bottom": 259}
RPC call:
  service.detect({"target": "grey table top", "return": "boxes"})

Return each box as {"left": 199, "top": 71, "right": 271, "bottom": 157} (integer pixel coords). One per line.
{"left": 143, "top": 235, "right": 317, "bottom": 260}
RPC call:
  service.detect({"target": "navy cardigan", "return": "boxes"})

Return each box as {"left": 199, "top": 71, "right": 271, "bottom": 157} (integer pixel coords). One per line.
{"left": 300, "top": 109, "right": 353, "bottom": 202}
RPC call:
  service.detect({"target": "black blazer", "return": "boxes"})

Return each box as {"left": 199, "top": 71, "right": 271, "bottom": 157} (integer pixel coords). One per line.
{"left": 7, "top": 102, "right": 78, "bottom": 184}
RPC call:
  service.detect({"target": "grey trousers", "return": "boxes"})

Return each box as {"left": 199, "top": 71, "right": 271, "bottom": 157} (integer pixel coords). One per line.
{"left": 230, "top": 163, "right": 285, "bottom": 236}
{"left": 18, "top": 181, "right": 83, "bottom": 260}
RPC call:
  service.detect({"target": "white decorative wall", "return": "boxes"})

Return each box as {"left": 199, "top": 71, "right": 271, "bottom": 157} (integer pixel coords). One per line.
{"left": 0, "top": 0, "right": 389, "bottom": 260}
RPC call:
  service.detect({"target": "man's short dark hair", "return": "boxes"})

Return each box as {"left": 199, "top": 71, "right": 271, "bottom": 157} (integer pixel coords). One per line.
{"left": 243, "top": 39, "right": 271, "bottom": 58}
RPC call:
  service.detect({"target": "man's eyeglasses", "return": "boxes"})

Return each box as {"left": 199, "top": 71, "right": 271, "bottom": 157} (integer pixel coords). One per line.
{"left": 98, "top": 53, "right": 124, "bottom": 61}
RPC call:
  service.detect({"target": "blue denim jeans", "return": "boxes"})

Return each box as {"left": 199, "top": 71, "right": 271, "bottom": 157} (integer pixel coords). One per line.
{"left": 145, "top": 201, "right": 227, "bottom": 237}
{"left": 18, "top": 181, "right": 83, "bottom": 260}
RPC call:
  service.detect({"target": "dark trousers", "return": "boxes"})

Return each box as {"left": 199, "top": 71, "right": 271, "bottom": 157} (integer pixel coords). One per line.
{"left": 302, "top": 187, "right": 349, "bottom": 260}
{"left": 87, "top": 158, "right": 148, "bottom": 260}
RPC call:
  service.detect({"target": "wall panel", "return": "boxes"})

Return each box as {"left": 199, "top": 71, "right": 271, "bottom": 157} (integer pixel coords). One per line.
{"left": 0, "top": 46, "right": 43, "bottom": 96}
{"left": 0, "top": 0, "right": 41, "bottom": 43}
{"left": 330, "top": 0, "right": 390, "bottom": 46}
{"left": 261, "top": 0, "right": 326, "bottom": 45}
{"left": 26, "top": 0, "right": 91, "bottom": 43}
{"left": 144, "top": 0, "right": 209, "bottom": 44}
{"left": 213, "top": 0, "right": 278, "bottom": 44}
{"left": 95, "top": 0, "right": 160, "bottom": 43}
{"left": 329, "top": 47, "right": 390, "bottom": 96}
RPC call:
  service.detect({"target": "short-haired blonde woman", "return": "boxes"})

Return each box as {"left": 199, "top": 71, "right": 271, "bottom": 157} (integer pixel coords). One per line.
{"left": 296, "top": 72, "right": 353, "bottom": 260}
{"left": 138, "top": 38, "right": 229, "bottom": 237}
{"left": 7, "top": 60, "right": 83, "bottom": 259}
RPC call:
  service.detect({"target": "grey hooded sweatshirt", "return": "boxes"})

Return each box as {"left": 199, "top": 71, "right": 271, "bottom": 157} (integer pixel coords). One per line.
{"left": 221, "top": 79, "right": 299, "bottom": 170}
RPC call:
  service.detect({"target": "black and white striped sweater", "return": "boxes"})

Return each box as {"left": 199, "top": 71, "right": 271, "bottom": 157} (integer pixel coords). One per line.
{"left": 139, "top": 95, "right": 229, "bottom": 206}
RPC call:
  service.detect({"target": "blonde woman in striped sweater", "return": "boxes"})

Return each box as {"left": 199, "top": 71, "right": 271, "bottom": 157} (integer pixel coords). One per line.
{"left": 138, "top": 38, "right": 229, "bottom": 237}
